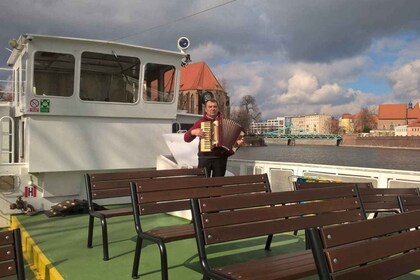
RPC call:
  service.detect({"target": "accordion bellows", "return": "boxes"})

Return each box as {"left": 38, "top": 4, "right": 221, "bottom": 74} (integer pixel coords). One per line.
{"left": 200, "top": 118, "right": 244, "bottom": 153}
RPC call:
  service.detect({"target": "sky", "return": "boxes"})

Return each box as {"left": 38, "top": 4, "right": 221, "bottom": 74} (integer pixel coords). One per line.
{"left": 1, "top": 0, "right": 420, "bottom": 120}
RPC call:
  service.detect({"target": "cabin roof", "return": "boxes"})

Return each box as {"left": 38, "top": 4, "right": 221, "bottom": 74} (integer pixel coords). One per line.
{"left": 7, "top": 33, "right": 185, "bottom": 66}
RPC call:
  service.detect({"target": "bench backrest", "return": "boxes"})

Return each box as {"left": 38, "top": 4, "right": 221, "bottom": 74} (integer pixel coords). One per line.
{"left": 191, "top": 185, "right": 366, "bottom": 246}
{"left": 85, "top": 168, "right": 207, "bottom": 208}
{"left": 294, "top": 181, "right": 373, "bottom": 191}
{"left": 358, "top": 187, "right": 420, "bottom": 214}
{"left": 130, "top": 174, "right": 271, "bottom": 216}
{"left": 0, "top": 229, "right": 25, "bottom": 280}
{"left": 399, "top": 195, "right": 420, "bottom": 212}
{"left": 309, "top": 209, "right": 420, "bottom": 280}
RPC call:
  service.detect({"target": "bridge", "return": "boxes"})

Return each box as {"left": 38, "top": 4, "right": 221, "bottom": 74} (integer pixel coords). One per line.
{"left": 262, "top": 130, "right": 343, "bottom": 140}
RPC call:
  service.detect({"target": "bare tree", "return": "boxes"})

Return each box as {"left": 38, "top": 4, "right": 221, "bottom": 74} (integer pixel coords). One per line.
{"left": 231, "top": 95, "right": 262, "bottom": 132}
{"left": 354, "top": 107, "right": 377, "bottom": 133}
{"left": 330, "top": 117, "right": 339, "bottom": 134}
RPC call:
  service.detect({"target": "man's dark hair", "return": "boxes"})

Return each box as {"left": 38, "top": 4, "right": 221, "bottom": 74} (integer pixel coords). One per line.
{"left": 205, "top": 98, "right": 218, "bottom": 106}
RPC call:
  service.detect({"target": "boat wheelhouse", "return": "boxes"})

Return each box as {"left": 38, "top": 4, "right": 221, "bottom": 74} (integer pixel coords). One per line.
{"left": 0, "top": 34, "right": 190, "bottom": 226}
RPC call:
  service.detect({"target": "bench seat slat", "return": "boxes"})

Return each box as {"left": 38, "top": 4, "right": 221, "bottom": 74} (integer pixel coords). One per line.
{"left": 0, "top": 231, "right": 13, "bottom": 246}
{"left": 92, "top": 188, "right": 131, "bottom": 199}
{"left": 294, "top": 182, "right": 373, "bottom": 190}
{"left": 0, "top": 245, "right": 15, "bottom": 261}
{"left": 145, "top": 224, "right": 194, "bottom": 242}
{"left": 140, "top": 200, "right": 191, "bottom": 215}
{"left": 332, "top": 249, "right": 420, "bottom": 280}
{"left": 135, "top": 174, "right": 268, "bottom": 191}
{"left": 92, "top": 207, "right": 132, "bottom": 218}
{"left": 361, "top": 196, "right": 401, "bottom": 203}
{"left": 0, "top": 260, "right": 17, "bottom": 277}
{"left": 199, "top": 186, "right": 359, "bottom": 212}
{"left": 320, "top": 209, "right": 420, "bottom": 248}
{"left": 326, "top": 229, "right": 420, "bottom": 271}
{"left": 90, "top": 168, "right": 206, "bottom": 181}
{"left": 204, "top": 210, "right": 363, "bottom": 244}
{"left": 359, "top": 188, "right": 419, "bottom": 196}
{"left": 202, "top": 197, "right": 361, "bottom": 227}
{"left": 140, "top": 183, "right": 268, "bottom": 203}
{"left": 92, "top": 180, "right": 140, "bottom": 190}
{"left": 215, "top": 249, "right": 316, "bottom": 280}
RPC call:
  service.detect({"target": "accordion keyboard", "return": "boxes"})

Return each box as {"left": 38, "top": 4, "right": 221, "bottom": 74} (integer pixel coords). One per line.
{"left": 200, "top": 120, "right": 219, "bottom": 152}
{"left": 200, "top": 121, "right": 212, "bottom": 152}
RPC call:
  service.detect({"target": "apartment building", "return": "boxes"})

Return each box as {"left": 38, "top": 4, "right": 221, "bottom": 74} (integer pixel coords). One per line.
{"left": 249, "top": 117, "right": 288, "bottom": 134}
{"left": 291, "top": 114, "right": 332, "bottom": 134}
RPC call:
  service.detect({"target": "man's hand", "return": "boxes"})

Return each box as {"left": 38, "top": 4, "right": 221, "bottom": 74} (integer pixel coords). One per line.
{"left": 236, "top": 138, "right": 244, "bottom": 146}
{"left": 192, "top": 128, "right": 205, "bottom": 138}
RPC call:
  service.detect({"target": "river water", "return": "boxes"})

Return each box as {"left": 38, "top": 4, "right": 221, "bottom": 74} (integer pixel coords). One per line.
{"left": 231, "top": 144, "right": 420, "bottom": 172}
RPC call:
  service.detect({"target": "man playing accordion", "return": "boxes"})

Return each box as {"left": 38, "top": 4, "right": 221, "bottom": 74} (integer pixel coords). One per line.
{"left": 184, "top": 98, "right": 244, "bottom": 177}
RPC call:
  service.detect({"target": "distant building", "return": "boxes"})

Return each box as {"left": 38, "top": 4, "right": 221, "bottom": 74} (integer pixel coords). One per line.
{"left": 178, "top": 62, "right": 229, "bottom": 116}
{"left": 394, "top": 125, "right": 408, "bottom": 136}
{"left": 291, "top": 114, "right": 332, "bottom": 134}
{"left": 249, "top": 117, "right": 290, "bottom": 134}
{"left": 338, "top": 113, "right": 354, "bottom": 134}
{"left": 408, "top": 121, "right": 420, "bottom": 136}
{"left": 377, "top": 103, "right": 420, "bottom": 130}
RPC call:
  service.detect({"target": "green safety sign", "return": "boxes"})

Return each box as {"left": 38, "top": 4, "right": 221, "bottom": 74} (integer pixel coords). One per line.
{"left": 40, "top": 99, "right": 50, "bottom": 113}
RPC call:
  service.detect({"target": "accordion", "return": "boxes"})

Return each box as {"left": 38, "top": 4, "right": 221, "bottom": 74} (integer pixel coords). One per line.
{"left": 200, "top": 118, "right": 244, "bottom": 153}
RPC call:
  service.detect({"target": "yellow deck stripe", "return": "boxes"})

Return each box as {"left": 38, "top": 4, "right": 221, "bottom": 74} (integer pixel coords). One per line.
{"left": 11, "top": 216, "right": 64, "bottom": 280}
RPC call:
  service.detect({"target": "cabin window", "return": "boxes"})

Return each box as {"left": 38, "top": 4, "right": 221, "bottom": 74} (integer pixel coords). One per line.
{"left": 190, "top": 93, "right": 194, "bottom": 112}
{"left": 33, "top": 51, "right": 75, "bottom": 97}
{"left": 80, "top": 51, "right": 140, "bottom": 103}
{"left": 143, "top": 63, "right": 175, "bottom": 103}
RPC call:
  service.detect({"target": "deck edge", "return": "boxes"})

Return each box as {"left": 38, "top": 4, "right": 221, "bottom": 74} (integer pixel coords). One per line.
{"left": 11, "top": 215, "right": 64, "bottom": 280}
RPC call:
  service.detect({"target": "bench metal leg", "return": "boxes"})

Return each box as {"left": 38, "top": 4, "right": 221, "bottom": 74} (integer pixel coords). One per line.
{"left": 157, "top": 241, "right": 169, "bottom": 280}
{"left": 304, "top": 230, "right": 311, "bottom": 250}
{"left": 100, "top": 217, "right": 109, "bottom": 261}
{"left": 265, "top": 234, "right": 273, "bottom": 250}
{"left": 87, "top": 215, "right": 94, "bottom": 248}
{"left": 132, "top": 236, "right": 143, "bottom": 279}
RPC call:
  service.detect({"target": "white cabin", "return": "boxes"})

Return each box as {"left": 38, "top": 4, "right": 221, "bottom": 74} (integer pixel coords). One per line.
{"left": 0, "top": 34, "right": 190, "bottom": 226}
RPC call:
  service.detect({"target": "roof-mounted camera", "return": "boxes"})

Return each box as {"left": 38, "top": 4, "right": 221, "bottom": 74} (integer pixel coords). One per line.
{"left": 177, "top": 37, "right": 190, "bottom": 53}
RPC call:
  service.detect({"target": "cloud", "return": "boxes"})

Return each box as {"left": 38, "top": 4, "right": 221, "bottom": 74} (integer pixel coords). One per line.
{"left": 388, "top": 59, "right": 420, "bottom": 102}
{"left": 259, "top": 0, "right": 420, "bottom": 62}
{"left": 1, "top": 0, "right": 420, "bottom": 120}
{"left": 212, "top": 56, "right": 381, "bottom": 119}
{"left": 190, "top": 42, "right": 229, "bottom": 63}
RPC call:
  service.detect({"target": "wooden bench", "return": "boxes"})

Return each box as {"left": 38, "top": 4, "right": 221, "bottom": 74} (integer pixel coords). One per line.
{"left": 84, "top": 167, "right": 207, "bottom": 261}
{"left": 399, "top": 195, "right": 420, "bottom": 212}
{"left": 293, "top": 181, "right": 373, "bottom": 190}
{"left": 190, "top": 185, "right": 366, "bottom": 280}
{"left": 308, "top": 209, "right": 420, "bottom": 280}
{"left": 292, "top": 182, "right": 373, "bottom": 239}
{"left": 129, "top": 174, "right": 272, "bottom": 280}
{"left": 358, "top": 187, "right": 420, "bottom": 217}
{"left": 294, "top": 182, "right": 419, "bottom": 217}
{"left": 0, "top": 228, "right": 25, "bottom": 280}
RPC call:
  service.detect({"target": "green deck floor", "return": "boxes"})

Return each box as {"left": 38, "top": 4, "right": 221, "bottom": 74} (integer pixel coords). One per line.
{"left": 12, "top": 211, "right": 420, "bottom": 280}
